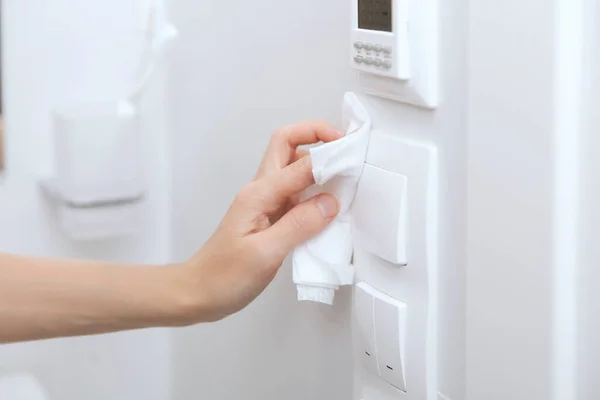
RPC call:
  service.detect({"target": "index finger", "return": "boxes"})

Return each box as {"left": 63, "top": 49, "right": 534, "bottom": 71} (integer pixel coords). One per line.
{"left": 256, "top": 120, "right": 344, "bottom": 179}
{"left": 275, "top": 120, "right": 344, "bottom": 148}
{"left": 255, "top": 156, "right": 315, "bottom": 207}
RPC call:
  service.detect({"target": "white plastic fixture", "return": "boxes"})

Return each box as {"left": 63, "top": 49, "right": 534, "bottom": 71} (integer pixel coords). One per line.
{"left": 354, "top": 282, "right": 408, "bottom": 393}
{"left": 354, "top": 282, "right": 380, "bottom": 376}
{"left": 352, "top": 163, "right": 408, "bottom": 265}
{"left": 350, "top": 0, "right": 439, "bottom": 108}
{"left": 39, "top": 103, "right": 144, "bottom": 240}
{"left": 350, "top": 0, "right": 410, "bottom": 79}
{"left": 374, "top": 289, "right": 408, "bottom": 392}
{"left": 38, "top": 0, "right": 178, "bottom": 241}
{"left": 351, "top": 130, "right": 438, "bottom": 400}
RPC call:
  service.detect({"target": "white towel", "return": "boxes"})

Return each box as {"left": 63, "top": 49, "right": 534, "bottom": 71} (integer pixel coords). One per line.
{"left": 292, "top": 92, "right": 372, "bottom": 305}
{"left": 128, "top": 0, "right": 178, "bottom": 102}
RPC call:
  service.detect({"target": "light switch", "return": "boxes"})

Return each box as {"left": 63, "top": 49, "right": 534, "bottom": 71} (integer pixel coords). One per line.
{"left": 352, "top": 163, "right": 408, "bottom": 265}
{"left": 354, "top": 282, "right": 379, "bottom": 376}
{"left": 374, "top": 291, "right": 408, "bottom": 392}
{"left": 353, "top": 134, "right": 438, "bottom": 399}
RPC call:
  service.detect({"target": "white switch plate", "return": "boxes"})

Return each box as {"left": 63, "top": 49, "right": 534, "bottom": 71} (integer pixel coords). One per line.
{"left": 352, "top": 0, "right": 439, "bottom": 109}
{"left": 354, "top": 282, "right": 380, "bottom": 376}
{"left": 352, "top": 164, "right": 408, "bottom": 265}
{"left": 354, "top": 282, "right": 409, "bottom": 393}
{"left": 374, "top": 292, "right": 408, "bottom": 392}
{"left": 352, "top": 131, "right": 438, "bottom": 400}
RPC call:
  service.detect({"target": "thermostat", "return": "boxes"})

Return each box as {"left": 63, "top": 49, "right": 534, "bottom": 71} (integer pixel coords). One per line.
{"left": 351, "top": 0, "right": 410, "bottom": 80}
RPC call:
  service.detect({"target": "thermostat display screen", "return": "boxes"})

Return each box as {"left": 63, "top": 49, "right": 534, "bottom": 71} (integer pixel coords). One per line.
{"left": 358, "top": 0, "right": 392, "bottom": 32}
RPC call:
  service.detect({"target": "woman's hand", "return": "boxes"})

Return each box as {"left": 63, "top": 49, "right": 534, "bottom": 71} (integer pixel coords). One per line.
{"left": 0, "top": 120, "right": 344, "bottom": 343}
{"left": 178, "top": 121, "right": 343, "bottom": 322}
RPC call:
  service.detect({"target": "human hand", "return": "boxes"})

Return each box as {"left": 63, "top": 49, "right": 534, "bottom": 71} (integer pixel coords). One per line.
{"left": 178, "top": 121, "right": 344, "bottom": 323}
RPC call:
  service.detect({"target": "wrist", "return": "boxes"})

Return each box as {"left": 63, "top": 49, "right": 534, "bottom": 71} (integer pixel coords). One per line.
{"left": 164, "top": 258, "right": 226, "bottom": 326}
{"left": 161, "top": 262, "right": 208, "bottom": 326}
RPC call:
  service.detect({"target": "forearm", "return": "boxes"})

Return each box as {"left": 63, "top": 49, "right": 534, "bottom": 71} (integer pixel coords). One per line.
{"left": 0, "top": 253, "right": 196, "bottom": 343}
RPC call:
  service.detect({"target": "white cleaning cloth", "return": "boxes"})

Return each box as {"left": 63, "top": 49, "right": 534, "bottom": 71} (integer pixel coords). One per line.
{"left": 292, "top": 92, "right": 372, "bottom": 305}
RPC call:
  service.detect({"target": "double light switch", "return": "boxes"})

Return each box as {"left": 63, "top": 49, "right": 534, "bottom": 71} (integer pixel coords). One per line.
{"left": 355, "top": 282, "right": 408, "bottom": 392}
{"left": 352, "top": 134, "right": 438, "bottom": 399}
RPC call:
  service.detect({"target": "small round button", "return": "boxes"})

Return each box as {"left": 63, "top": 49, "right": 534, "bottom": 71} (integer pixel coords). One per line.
{"left": 382, "top": 60, "right": 392, "bottom": 69}
{"left": 354, "top": 55, "right": 363, "bottom": 64}
{"left": 354, "top": 41, "right": 364, "bottom": 49}
{"left": 365, "top": 43, "right": 373, "bottom": 51}
{"left": 383, "top": 46, "right": 393, "bottom": 54}
{"left": 374, "top": 44, "right": 383, "bottom": 52}
{"left": 374, "top": 59, "right": 382, "bottom": 67}
{"left": 364, "top": 57, "right": 374, "bottom": 65}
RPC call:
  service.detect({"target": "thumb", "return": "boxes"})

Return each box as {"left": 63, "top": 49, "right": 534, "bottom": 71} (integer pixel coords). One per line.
{"left": 256, "top": 193, "right": 339, "bottom": 259}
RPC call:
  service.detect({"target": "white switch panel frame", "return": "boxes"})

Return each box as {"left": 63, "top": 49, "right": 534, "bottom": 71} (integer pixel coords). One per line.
{"left": 352, "top": 130, "right": 438, "bottom": 400}
{"left": 351, "top": 0, "right": 439, "bottom": 109}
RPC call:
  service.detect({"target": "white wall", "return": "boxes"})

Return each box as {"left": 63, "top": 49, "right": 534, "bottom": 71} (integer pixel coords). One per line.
{"left": 578, "top": 0, "right": 600, "bottom": 398}
{"left": 167, "top": 0, "right": 467, "bottom": 399}
{"left": 0, "top": 1, "right": 172, "bottom": 399}
{"left": 167, "top": 1, "right": 356, "bottom": 398}
{"left": 466, "top": 1, "right": 555, "bottom": 398}
{"left": 466, "top": 0, "right": 592, "bottom": 399}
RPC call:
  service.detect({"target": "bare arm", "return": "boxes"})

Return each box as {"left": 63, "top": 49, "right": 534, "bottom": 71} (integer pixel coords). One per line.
{"left": 0, "top": 253, "right": 192, "bottom": 343}
{"left": 0, "top": 121, "right": 342, "bottom": 344}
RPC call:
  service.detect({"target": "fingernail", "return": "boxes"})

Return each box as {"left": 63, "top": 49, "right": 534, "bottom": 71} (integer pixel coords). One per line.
{"left": 316, "top": 194, "right": 339, "bottom": 218}
{"left": 336, "top": 130, "right": 346, "bottom": 138}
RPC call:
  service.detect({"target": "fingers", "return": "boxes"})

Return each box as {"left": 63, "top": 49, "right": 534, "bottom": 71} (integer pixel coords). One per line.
{"left": 285, "top": 148, "right": 309, "bottom": 209}
{"left": 254, "top": 121, "right": 343, "bottom": 181}
{"left": 253, "top": 193, "right": 339, "bottom": 259}
{"left": 275, "top": 120, "right": 344, "bottom": 148}
{"left": 293, "top": 149, "right": 309, "bottom": 163}
{"left": 254, "top": 156, "right": 314, "bottom": 206}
